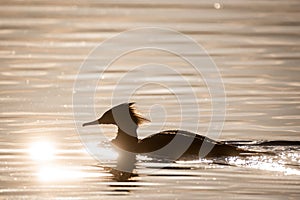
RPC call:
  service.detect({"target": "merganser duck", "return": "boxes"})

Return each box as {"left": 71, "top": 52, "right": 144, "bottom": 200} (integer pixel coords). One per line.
{"left": 83, "top": 103, "right": 254, "bottom": 159}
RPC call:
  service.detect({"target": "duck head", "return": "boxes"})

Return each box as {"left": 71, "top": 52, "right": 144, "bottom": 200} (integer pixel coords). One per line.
{"left": 82, "top": 102, "right": 150, "bottom": 128}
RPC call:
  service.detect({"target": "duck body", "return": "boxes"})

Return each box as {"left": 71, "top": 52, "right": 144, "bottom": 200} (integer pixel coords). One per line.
{"left": 83, "top": 103, "right": 253, "bottom": 160}
{"left": 112, "top": 129, "right": 248, "bottom": 159}
{"left": 137, "top": 130, "right": 243, "bottom": 158}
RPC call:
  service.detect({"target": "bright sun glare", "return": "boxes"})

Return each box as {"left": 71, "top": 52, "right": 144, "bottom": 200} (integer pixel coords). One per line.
{"left": 29, "top": 141, "right": 55, "bottom": 161}
{"left": 28, "top": 141, "right": 89, "bottom": 182}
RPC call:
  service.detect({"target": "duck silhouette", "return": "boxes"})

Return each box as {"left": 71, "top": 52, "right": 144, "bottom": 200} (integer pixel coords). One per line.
{"left": 83, "top": 103, "right": 255, "bottom": 160}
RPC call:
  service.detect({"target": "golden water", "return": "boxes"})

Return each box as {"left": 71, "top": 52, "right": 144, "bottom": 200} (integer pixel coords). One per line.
{"left": 0, "top": 1, "right": 300, "bottom": 199}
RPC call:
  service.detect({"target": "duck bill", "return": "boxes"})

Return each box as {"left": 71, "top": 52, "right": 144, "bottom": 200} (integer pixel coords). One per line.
{"left": 82, "top": 119, "right": 99, "bottom": 127}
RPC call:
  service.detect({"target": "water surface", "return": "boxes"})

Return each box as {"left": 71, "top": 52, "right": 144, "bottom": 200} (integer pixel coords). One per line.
{"left": 0, "top": 0, "right": 300, "bottom": 199}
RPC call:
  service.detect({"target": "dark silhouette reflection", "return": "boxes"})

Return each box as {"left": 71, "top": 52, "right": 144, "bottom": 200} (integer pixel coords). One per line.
{"left": 107, "top": 150, "right": 138, "bottom": 182}
{"left": 104, "top": 150, "right": 138, "bottom": 194}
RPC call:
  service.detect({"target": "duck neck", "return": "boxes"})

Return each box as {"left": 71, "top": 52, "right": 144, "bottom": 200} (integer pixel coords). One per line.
{"left": 113, "top": 125, "right": 139, "bottom": 149}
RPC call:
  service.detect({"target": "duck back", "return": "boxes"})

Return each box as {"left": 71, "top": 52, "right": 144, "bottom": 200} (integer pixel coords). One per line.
{"left": 136, "top": 130, "right": 242, "bottom": 158}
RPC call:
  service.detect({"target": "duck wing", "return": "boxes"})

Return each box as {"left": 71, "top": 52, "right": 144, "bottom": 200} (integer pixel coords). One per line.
{"left": 137, "top": 130, "right": 191, "bottom": 153}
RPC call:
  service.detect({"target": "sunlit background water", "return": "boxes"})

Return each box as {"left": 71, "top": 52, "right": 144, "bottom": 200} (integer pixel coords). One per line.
{"left": 0, "top": 0, "right": 300, "bottom": 199}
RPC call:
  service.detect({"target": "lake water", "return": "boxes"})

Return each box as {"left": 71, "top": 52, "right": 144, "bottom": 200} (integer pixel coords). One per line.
{"left": 0, "top": 0, "right": 300, "bottom": 199}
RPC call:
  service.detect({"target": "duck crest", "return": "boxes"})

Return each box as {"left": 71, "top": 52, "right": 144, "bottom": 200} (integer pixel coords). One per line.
{"left": 128, "top": 102, "right": 150, "bottom": 125}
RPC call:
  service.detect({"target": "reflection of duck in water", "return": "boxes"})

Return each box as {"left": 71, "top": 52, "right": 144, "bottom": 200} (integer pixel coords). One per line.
{"left": 83, "top": 103, "right": 257, "bottom": 160}
{"left": 105, "top": 150, "right": 137, "bottom": 182}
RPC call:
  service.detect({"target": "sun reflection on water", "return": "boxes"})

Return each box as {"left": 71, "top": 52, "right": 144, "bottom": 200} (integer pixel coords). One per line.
{"left": 28, "top": 140, "right": 88, "bottom": 182}
{"left": 29, "top": 141, "right": 55, "bottom": 161}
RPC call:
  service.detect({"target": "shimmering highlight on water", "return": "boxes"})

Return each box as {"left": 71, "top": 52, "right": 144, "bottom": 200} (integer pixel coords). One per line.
{"left": 0, "top": 0, "right": 300, "bottom": 199}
